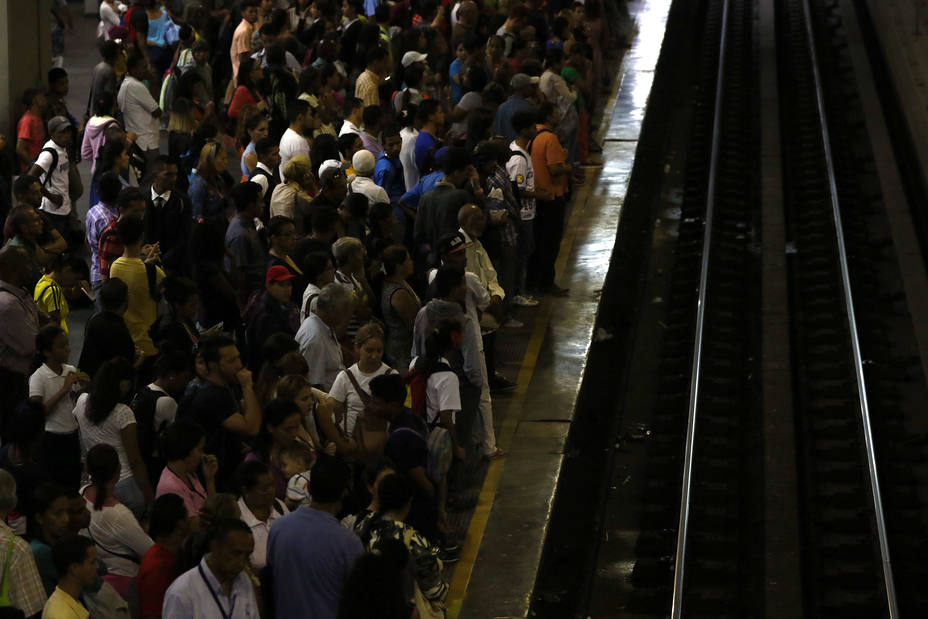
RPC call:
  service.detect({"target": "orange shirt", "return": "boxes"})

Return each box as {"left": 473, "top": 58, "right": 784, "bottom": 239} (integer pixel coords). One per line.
{"left": 530, "top": 124, "right": 568, "bottom": 198}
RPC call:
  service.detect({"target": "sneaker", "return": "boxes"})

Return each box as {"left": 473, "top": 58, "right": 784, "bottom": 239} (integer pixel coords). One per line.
{"left": 490, "top": 373, "right": 516, "bottom": 392}
{"left": 502, "top": 317, "right": 524, "bottom": 328}
{"left": 512, "top": 294, "right": 540, "bottom": 307}
{"left": 438, "top": 544, "right": 462, "bottom": 564}
{"left": 484, "top": 447, "right": 507, "bottom": 459}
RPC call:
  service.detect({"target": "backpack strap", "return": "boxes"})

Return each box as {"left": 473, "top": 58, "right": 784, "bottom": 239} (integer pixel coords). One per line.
{"left": 144, "top": 262, "right": 161, "bottom": 302}
{"left": 35, "top": 147, "right": 59, "bottom": 187}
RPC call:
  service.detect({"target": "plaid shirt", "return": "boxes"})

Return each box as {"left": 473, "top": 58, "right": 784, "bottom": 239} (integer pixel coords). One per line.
{"left": 86, "top": 201, "right": 119, "bottom": 282}
{"left": 354, "top": 69, "right": 382, "bottom": 107}
{"left": 485, "top": 166, "right": 520, "bottom": 248}
{"left": 98, "top": 218, "right": 124, "bottom": 280}
{"left": 0, "top": 523, "right": 47, "bottom": 616}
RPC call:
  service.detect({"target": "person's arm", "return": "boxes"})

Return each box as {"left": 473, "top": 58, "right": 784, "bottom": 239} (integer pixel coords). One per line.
{"left": 28, "top": 159, "right": 64, "bottom": 207}
{"left": 37, "top": 228, "right": 68, "bottom": 262}
{"left": 220, "top": 368, "right": 262, "bottom": 436}
{"left": 314, "top": 394, "right": 357, "bottom": 456}
{"left": 439, "top": 409, "right": 464, "bottom": 460}
{"left": 201, "top": 453, "right": 218, "bottom": 497}
{"left": 547, "top": 161, "right": 572, "bottom": 177}
{"left": 15, "top": 138, "right": 32, "bottom": 168}
{"left": 407, "top": 465, "right": 434, "bottom": 498}
{"left": 119, "top": 422, "right": 155, "bottom": 508}
{"left": 460, "top": 321, "right": 484, "bottom": 387}
{"left": 391, "top": 287, "right": 420, "bottom": 330}
{"left": 243, "top": 151, "right": 258, "bottom": 174}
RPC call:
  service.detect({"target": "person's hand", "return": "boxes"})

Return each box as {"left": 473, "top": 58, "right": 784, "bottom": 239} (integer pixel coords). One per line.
{"left": 324, "top": 442, "right": 337, "bottom": 456}
{"left": 201, "top": 322, "right": 224, "bottom": 337}
{"left": 257, "top": 99, "right": 268, "bottom": 111}
{"left": 453, "top": 445, "right": 466, "bottom": 461}
{"left": 236, "top": 368, "right": 253, "bottom": 389}
{"left": 535, "top": 187, "right": 553, "bottom": 201}
{"left": 47, "top": 193, "right": 64, "bottom": 207}
{"left": 202, "top": 454, "right": 219, "bottom": 480}
{"left": 126, "top": 131, "right": 138, "bottom": 144}
{"left": 143, "top": 244, "right": 161, "bottom": 264}
{"left": 64, "top": 370, "right": 88, "bottom": 389}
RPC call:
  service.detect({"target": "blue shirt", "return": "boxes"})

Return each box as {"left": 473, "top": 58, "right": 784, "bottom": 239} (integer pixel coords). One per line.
{"left": 400, "top": 171, "right": 443, "bottom": 212}
{"left": 267, "top": 507, "right": 364, "bottom": 619}
{"left": 449, "top": 58, "right": 464, "bottom": 105}
{"left": 414, "top": 131, "right": 437, "bottom": 174}
{"left": 493, "top": 95, "right": 537, "bottom": 142}
{"left": 374, "top": 152, "right": 406, "bottom": 209}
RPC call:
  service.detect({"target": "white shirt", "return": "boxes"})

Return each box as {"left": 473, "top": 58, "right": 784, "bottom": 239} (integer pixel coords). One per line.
{"left": 506, "top": 142, "right": 536, "bottom": 220}
{"left": 251, "top": 162, "right": 274, "bottom": 198}
{"left": 328, "top": 363, "right": 394, "bottom": 436}
{"left": 349, "top": 175, "right": 390, "bottom": 206}
{"left": 300, "top": 282, "right": 321, "bottom": 321}
{"left": 295, "top": 313, "right": 344, "bottom": 391}
{"left": 251, "top": 48, "right": 302, "bottom": 73}
{"left": 81, "top": 488, "right": 153, "bottom": 577}
{"left": 29, "top": 363, "right": 79, "bottom": 433}
{"left": 236, "top": 497, "right": 288, "bottom": 569}
{"left": 427, "top": 268, "right": 490, "bottom": 348}
{"left": 151, "top": 186, "right": 172, "bottom": 205}
{"left": 278, "top": 127, "right": 310, "bottom": 180}
{"left": 162, "top": 556, "right": 260, "bottom": 619}
{"left": 339, "top": 119, "right": 361, "bottom": 138}
{"left": 35, "top": 140, "right": 72, "bottom": 216}
{"left": 408, "top": 356, "right": 462, "bottom": 425}
{"left": 73, "top": 393, "right": 137, "bottom": 482}
{"left": 146, "top": 382, "right": 178, "bottom": 433}
{"left": 400, "top": 126, "right": 419, "bottom": 190}
{"left": 117, "top": 75, "right": 160, "bottom": 151}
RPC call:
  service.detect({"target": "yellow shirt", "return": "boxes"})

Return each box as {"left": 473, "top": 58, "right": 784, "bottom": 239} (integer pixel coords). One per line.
{"left": 109, "top": 257, "right": 164, "bottom": 358}
{"left": 34, "top": 274, "right": 69, "bottom": 333}
{"left": 42, "top": 587, "right": 89, "bottom": 619}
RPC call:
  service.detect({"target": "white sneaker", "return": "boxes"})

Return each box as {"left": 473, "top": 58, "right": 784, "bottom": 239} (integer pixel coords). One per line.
{"left": 502, "top": 317, "right": 524, "bottom": 328}
{"left": 512, "top": 295, "right": 540, "bottom": 307}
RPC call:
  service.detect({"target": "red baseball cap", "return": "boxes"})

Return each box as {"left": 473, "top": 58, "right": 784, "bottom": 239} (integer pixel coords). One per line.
{"left": 266, "top": 265, "right": 296, "bottom": 284}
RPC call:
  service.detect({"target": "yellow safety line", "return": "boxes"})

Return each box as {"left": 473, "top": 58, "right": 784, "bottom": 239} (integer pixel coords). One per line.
{"left": 445, "top": 40, "right": 630, "bottom": 618}
{"left": 445, "top": 175, "right": 596, "bottom": 618}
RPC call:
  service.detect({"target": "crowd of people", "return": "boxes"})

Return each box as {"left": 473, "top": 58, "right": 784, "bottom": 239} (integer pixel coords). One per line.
{"left": 0, "top": 0, "right": 630, "bottom": 616}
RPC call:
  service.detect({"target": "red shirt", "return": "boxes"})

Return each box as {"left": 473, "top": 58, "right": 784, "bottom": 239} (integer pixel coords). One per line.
{"left": 137, "top": 543, "right": 178, "bottom": 616}
{"left": 228, "top": 86, "right": 259, "bottom": 120}
{"left": 98, "top": 219, "right": 124, "bottom": 280}
{"left": 16, "top": 110, "right": 45, "bottom": 172}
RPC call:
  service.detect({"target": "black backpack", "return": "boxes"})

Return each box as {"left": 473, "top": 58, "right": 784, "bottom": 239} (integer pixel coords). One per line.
{"left": 32, "top": 147, "right": 59, "bottom": 187}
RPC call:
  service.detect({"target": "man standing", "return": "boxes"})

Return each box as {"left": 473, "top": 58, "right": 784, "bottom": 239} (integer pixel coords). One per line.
{"left": 178, "top": 337, "right": 262, "bottom": 484}
{"left": 231, "top": 0, "right": 261, "bottom": 85}
{"left": 15, "top": 89, "right": 47, "bottom": 173}
{"left": 494, "top": 73, "right": 539, "bottom": 142}
{"left": 163, "top": 519, "right": 259, "bottom": 619}
{"left": 0, "top": 247, "right": 41, "bottom": 432}
{"left": 118, "top": 52, "right": 162, "bottom": 180}
{"left": 144, "top": 156, "right": 193, "bottom": 276}
{"left": 0, "top": 469, "right": 46, "bottom": 617}
{"left": 248, "top": 137, "right": 282, "bottom": 208}
{"left": 43, "top": 536, "right": 98, "bottom": 619}
{"left": 413, "top": 100, "right": 444, "bottom": 174}
{"left": 295, "top": 283, "right": 351, "bottom": 391}
{"left": 529, "top": 101, "right": 571, "bottom": 296}
{"left": 349, "top": 150, "right": 389, "bottom": 206}
{"left": 225, "top": 182, "right": 267, "bottom": 301}
{"left": 86, "top": 172, "right": 123, "bottom": 299}
{"left": 26, "top": 116, "right": 73, "bottom": 241}
{"left": 267, "top": 455, "right": 363, "bottom": 619}
{"left": 87, "top": 41, "right": 123, "bottom": 117}
{"left": 413, "top": 147, "right": 475, "bottom": 263}
{"left": 278, "top": 99, "right": 312, "bottom": 180}
{"left": 354, "top": 47, "right": 389, "bottom": 108}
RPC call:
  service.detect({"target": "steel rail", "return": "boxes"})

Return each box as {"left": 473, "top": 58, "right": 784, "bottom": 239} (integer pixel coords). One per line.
{"left": 669, "top": 0, "right": 731, "bottom": 616}
{"left": 798, "top": 0, "right": 899, "bottom": 616}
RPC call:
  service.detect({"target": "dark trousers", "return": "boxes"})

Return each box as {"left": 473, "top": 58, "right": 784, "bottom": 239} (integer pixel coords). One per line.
{"left": 529, "top": 196, "right": 567, "bottom": 290}
{"left": 0, "top": 368, "right": 27, "bottom": 439}
{"left": 41, "top": 430, "right": 82, "bottom": 491}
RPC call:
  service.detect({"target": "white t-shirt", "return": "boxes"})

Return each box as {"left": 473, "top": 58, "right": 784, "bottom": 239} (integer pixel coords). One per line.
{"left": 409, "top": 357, "right": 461, "bottom": 425}
{"left": 73, "top": 393, "right": 137, "bottom": 482}
{"left": 145, "top": 383, "right": 178, "bottom": 434}
{"left": 278, "top": 127, "right": 310, "bottom": 180}
{"left": 81, "top": 488, "right": 153, "bottom": 577}
{"left": 400, "top": 126, "right": 419, "bottom": 190}
{"left": 350, "top": 175, "right": 390, "bottom": 206}
{"left": 328, "top": 363, "right": 394, "bottom": 437}
{"left": 29, "top": 363, "right": 79, "bottom": 433}
{"left": 117, "top": 75, "right": 160, "bottom": 151}
{"left": 506, "top": 142, "right": 536, "bottom": 220}
{"left": 300, "top": 282, "right": 321, "bottom": 322}
{"left": 35, "top": 141, "right": 72, "bottom": 216}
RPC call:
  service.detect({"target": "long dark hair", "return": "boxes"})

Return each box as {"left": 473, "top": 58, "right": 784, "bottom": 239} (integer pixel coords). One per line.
{"left": 413, "top": 319, "right": 461, "bottom": 377}
{"left": 253, "top": 398, "right": 302, "bottom": 462}
{"left": 237, "top": 57, "right": 262, "bottom": 95}
{"left": 96, "top": 139, "right": 127, "bottom": 175}
{"left": 87, "top": 358, "right": 135, "bottom": 425}
{"left": 87, "top": 444, "right": 120, "bottom": 511}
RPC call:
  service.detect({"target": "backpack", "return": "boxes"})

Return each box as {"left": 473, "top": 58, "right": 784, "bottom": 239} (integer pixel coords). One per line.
{"left": 404, "top": 361, "right": 452, "bottom": 418}
{"left": 131, "top": 385, "right": 172, "bottom": 485}
{"left": 32, "top": 147, "right": 59, "bottom": 187}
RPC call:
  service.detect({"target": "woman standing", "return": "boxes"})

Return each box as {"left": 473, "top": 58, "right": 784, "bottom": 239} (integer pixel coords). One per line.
{"left": 232, "top": 460, "right": 289, "bottom": 569}
{"left": 73, "top": 359, "right": 154, "bottom": 519}
{"left": 240, "top": 113, "right": 270, "bottom": 180}
{"left": 156, "top": 419, "right": 218, "bottom": 525}
{"left": 228, "top": 57, "right": 267, "bottom": 121}
{"left": 81, "top": 444, "right": 154, "bottom": 598}
{"left": 188, "top": 141, "right": 230, "bottom": 221}
{"left": 275, "top": 375, "right": 337, "bottom": 459}
{"left": 379, "top": 246, "right": 420, "bottom": 374}
{"left": 91, "top": 139, "right": 132, "bottom": 199}
{"left": 328, "top": 323, "right": 396, "bottom": 441}
{"left": 247, "top": 399, "right": 315, "bottom": 500}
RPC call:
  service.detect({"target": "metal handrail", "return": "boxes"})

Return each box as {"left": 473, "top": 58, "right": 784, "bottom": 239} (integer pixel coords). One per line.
{"left": 798, "top": 0, "right": 899, "bottom": 616}
{"left": 669, "top": 0, "right": 730, "bottom": 616}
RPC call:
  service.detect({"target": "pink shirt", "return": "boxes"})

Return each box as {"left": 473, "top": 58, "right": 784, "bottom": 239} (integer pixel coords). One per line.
{"left": 155, "top": 467, "right": 207, "bottom": 517}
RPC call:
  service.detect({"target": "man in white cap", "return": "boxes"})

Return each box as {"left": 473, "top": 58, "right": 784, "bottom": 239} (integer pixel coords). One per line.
{"left": 26, "top": 115, "right": 74, "bottom": 241}
{"left": 402, "top": 50, "right": 428, "bottom": 69}
{"left": 349, "top": 150, "right": 389, "bottom": 206}
{"left": 493, "top": 73, "right": 539, "bottom": 141}
{"left": 310, "top": 160, "right": 349, "bottom": 210}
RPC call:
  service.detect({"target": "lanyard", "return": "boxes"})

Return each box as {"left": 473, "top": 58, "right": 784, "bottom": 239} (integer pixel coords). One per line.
{"left": 198, "top": 564, "right": 235, "bottom": 619}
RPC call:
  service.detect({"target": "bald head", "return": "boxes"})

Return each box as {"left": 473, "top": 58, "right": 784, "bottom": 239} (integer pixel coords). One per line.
{"left": 458, "top": 204, "right": 485, "bottom": 237}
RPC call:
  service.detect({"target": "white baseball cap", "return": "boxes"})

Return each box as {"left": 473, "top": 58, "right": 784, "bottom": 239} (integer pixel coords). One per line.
{"left": 401, "top": 51, "right": 428, "bottom": 68}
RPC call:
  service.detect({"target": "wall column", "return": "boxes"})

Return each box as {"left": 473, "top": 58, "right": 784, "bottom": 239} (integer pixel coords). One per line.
{"left": 0, "top": 0, "right": 53, "bottom": 138}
